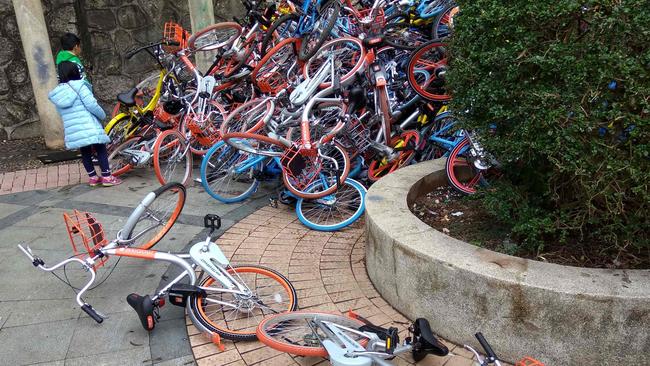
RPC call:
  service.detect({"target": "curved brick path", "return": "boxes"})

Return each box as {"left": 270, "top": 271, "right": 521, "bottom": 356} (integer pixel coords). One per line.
{"left": 186, "top": 205, "right": 510, "bottom": 366}
{"left": 0, "top": 163, "right": 84, "bottom": 194}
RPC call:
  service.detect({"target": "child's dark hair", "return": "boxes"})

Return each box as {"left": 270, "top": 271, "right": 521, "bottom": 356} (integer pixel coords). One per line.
{"left": 60, "top": 33, "right": 81, "bottom": 51}
{"left": 58, "top": 61, "right": 82, "bottom": 83}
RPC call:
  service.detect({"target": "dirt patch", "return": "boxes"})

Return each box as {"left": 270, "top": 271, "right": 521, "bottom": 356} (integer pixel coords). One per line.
{"left": 411, "top": 186, "right": 648, "bottom": 269}
{"left": 0, "top": 137, "right": 72, "bottom": 173}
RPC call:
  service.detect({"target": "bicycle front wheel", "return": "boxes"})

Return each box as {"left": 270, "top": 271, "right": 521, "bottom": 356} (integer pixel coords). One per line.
{"left": 188, "top": 265, "right": 298, "bottom": 341}
{"left": 296, "top": 178, "right": 366, "bottom": 231}
{"left": 153, "top": 129, "right": 192, "bottom": 186}
{"left": 123, "top": 182, "right": 186, "bottom": 249}
{"left": 256, "top": 311, "right": 367, "bottom": 357}
{"left": 445, "top": 136, "right": 487, "bottom": 194}
{"left": 200, "top": 141, "right": 262, "bottom": 203}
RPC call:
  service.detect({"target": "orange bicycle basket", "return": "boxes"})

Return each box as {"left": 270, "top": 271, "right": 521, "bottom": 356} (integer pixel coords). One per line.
{"left": 64, "top": 210, "right": 109, "bottom": 268}
{"left": 163, "top": 21, "right": 189, "bottom": 53}
{"left": 281, "top": 146, "right": 322, "bottom": 191}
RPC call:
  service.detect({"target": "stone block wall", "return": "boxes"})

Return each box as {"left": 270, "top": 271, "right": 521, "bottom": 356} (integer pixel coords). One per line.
{"left": 0, "top": 0, "right": 244, "bottom": 141}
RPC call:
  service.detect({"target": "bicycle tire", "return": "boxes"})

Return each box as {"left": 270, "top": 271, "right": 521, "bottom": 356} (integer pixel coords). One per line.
{"left": 407, "top": 39, "right": 450, "bottom": 101}
{"left": 124, "top": 182, "right": 186, "bottom": 250}
{"left": 260, "top": 13, "right": 300, "bottom": 57}
{"left": 153, "top": 129, "right": 192, "bottom": 186}
{"left": 256, "top": 310, "right": 367, "bottom": 357}
{"left": 107, "top": 136, "right": 139, "bottom": 177}
{"left": 303, "top": 36, "right": 365, "bottom": 89}
{"left": 431, "top": 4, "right": 459, "bottom": 39}
{"left": 220, "top": 98, "right": 274, "bottom": 136}
{"left": 445, "top": 135, "right": 487, "bottom": 194}
{"left": 298, "top": 0, "right": 341, "bottom": 61}
{"left": 188, "top": 22, "right": 242, "bottom": 51}
{"left": 188, "top": 264, "right": 298, "bottom": 341}
{"left": 105, "top": 114, "right": 133, "bottom": 150}
{"left": 296, "top": 178, "right": 366, "bottom": 231}
{"left": 252, "top": 37, "right": 301, "bottom": 94}
{"left": 200, "top": 141, "right": 262, "bottom": 203}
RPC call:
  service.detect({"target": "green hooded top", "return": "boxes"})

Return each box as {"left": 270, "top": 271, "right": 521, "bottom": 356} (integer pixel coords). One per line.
{"left": 55, "top": 50, "right": 89, "bottom": 82}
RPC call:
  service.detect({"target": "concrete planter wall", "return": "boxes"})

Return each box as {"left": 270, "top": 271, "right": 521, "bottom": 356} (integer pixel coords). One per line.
{"left": 364, "top": 159, "right": 650, "bottom": 365}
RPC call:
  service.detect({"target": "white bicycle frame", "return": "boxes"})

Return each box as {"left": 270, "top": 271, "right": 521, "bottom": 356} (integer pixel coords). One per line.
{"left": 312, "top": 317, "right": 413, "bottom": 366}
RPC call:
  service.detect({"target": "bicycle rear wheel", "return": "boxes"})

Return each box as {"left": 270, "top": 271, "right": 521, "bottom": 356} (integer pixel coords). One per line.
{"left": 107, "top": 136, "right": 139, "bottom": 176}
{"left": 188, "top": 22, "right": 242, "bottom": 51}
{"left": 256, "top": 310, "right": 367, "bottom": 357}
{"left": 153, "top": 129, "right": 192, "bottom": 186}
{"left": 407, "top": 40, "right": 450, "bottom": 101}
{"left": 123, "top": 182, "right": 186, "bottom": 249}
{"left": 188, "top": 265, "right": 298, "bottom": 341}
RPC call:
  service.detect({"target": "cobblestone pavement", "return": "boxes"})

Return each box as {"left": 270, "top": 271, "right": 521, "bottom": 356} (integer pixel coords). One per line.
{"left": 0, "top": 162, "right": 84, "bottom": 194}
{"left": 187, "top": 205, "right": 514, "bottom": 366}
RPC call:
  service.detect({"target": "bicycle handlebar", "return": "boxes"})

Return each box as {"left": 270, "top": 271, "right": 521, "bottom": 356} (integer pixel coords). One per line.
{"left": 475, "top": 332, "right": 498, "bottom": 363}
{"left": 125, "top": 41, "right": 180, "bottom": 59}
{"left": 17, "top": 244, "right": 104, "bottom": 323}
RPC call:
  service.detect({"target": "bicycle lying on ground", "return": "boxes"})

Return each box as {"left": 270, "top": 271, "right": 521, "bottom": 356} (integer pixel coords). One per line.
{"left": 256, "top": 310, "right": 545, "bottom": 366}
{"left": 17, "top": 182, "right": 298, "bottom": 344}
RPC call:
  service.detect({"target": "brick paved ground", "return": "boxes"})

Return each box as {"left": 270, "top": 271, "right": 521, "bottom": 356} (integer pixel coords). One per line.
{"left": 0, "top": 162, "right": 85, "bottom": 194}
{"left": 187, "top": 205, "right": 514, "bottom": 366}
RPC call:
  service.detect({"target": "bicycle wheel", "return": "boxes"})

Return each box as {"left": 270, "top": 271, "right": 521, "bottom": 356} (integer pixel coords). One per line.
{"left": 256, "top": 311, "right": 367, "bottom": 357}
{"left": 220, "top": 98, "right": 274, "bottom": 136}
{"left": 252, "top": 37, "right": 301, "bottom": 94}
{"left": 188, "top": 22, "right": 242, "bottom": 51}
{"left": 296, "top": 178, "right": 366, "bottom": 231}
{"left": 123, "top": 182, "right": 186, "bottom": 249}
{"left": 407, "top": 40, "right": 450, "bottom": 101}
{"left": 107, "top": 136, "right": 139, "bottom": 176}
{"left": 105, "top": 114, "right": 133, "bottom": 151}
{"left": 445, "top": 135, "right": 487, "bottom": 194}
{"left": 153, "top": 129, "right": 192, "bottom": 186}
{"left": 260, "top": 13, "right": 300, "bottom": 56}
{"left": 200, "top": 141, "right": 262, "bottom": 203}
{"left": 383, "top": 13, "right": 431, "bottom": 50}
{"left": 188, "top": 265, "right": 298, "bottom": 341}
{"left": 303, "top": 37, "right": 365, "bottom": 88}
{"left": 431, "top": 4, "right": 459, "bottom": 39}
{"left": 299, "top": 0, "right": 341, "bottom": 61}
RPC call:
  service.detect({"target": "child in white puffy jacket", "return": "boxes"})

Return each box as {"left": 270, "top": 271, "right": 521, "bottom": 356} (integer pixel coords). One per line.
{"left": 48, "top": 61, "right": 122, "bottom": 187}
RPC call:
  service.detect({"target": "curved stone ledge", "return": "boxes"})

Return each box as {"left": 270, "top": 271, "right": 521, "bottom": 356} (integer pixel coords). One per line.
{"left": 364, "top": 159, "right": 650, "bottom": 366}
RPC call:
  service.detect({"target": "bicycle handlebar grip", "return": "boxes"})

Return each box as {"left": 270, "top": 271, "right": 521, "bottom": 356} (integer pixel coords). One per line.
{"left": 81, "top": 304, "right": 104, "bottom": 323}
{"left": 475, "top": 332, "right": 497, "bottom": 361}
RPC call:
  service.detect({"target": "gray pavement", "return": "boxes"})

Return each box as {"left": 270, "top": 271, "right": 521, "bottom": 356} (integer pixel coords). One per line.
{"left": 0, "top": 169, "right": 272, "bottom": 366}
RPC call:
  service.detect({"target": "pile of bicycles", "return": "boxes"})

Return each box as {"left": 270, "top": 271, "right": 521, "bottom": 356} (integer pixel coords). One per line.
{"left": 103, "top": 0, "right": 497, "bottom": 232}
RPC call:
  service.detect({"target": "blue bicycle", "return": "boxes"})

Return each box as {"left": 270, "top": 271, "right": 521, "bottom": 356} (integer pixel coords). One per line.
{"left": 200, "top": 140, "right": 367, "bottom": 231}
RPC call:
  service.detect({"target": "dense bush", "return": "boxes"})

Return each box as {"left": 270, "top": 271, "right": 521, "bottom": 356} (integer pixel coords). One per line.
{"left": 447, "top": 0, "right": 649, "bottom": 260}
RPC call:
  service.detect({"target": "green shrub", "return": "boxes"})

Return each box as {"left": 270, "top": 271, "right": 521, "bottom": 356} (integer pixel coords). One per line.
{"left": 447, "top": 0, "right": 650, "bottom": 255}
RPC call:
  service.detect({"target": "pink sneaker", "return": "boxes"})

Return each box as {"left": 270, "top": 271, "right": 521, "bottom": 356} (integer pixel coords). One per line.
{"left": 101, "top": 175, "right": 123, "bottom": 187}
{"left": 89, "top": 176, "right": 101, "bottom": 187}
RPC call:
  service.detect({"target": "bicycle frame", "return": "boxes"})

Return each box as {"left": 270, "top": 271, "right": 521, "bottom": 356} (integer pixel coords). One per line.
{"left": 312, "top": 317, "right": 412, "bottom": 366}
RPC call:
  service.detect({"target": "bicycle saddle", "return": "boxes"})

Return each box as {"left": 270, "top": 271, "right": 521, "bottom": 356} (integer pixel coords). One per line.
{"left": 126, "top": 293, "right": 156, "bottom": 331}
{"left": 117, "top": 88, "right": 138, "bottom": 107}
{"left": 347, "top": 87, "right": 367, "bottom": 112}
{"left": 412, "top": 318, "right": 449, "bottom": 360}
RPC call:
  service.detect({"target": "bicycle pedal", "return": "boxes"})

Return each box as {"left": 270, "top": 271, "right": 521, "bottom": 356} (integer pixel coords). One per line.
{"left": 269, "top": 196, "right": 278, "bottom": 208}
